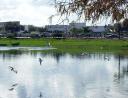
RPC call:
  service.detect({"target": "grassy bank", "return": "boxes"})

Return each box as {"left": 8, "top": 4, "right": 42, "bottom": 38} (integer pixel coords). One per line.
{"left": 0, "top": 38, "right": 128, "bottom": 54}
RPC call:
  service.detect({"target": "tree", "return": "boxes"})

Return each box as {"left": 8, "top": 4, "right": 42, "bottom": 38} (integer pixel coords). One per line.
{"left": 55, "top": 0, "right": 128, "bottom": 23}
{"left": 70, "top": 27, "right": 84, "bottom": 37}
{"left": 122, "top": 18, "right": 128, "bottom": 31}
{"left": 28, "top": 25, "right": 37, "bottom": 32}
{"left": 114, "top": 22, "right": 122, "bottom": 39}
{"left": 83, "top": 27, "right": 90, "bottom": 33}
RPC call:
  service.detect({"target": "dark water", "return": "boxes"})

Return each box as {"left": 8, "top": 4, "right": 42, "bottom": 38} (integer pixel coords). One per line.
{"left": 0, "top": 47, "right": 128, "bottom": 98}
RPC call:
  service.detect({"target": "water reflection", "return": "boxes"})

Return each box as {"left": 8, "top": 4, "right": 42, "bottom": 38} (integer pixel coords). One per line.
{"left": 0, "top": 50, "right": 128, "bottom": 98}
{"left": 17, "top": 85, "right": 27, "bottom": 98}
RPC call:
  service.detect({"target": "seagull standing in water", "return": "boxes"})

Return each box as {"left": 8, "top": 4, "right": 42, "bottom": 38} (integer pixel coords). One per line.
{"left": 48, "top": 42, "right": 51, "bottom": 46}
{"left": 39, "top": 58, "right": 43, "bottom": 65}
{"left": 104, "top": 56, "right": 110, "bottom": 61}
{"left": 48, "top": 42, "right": 52, "bottom": 47}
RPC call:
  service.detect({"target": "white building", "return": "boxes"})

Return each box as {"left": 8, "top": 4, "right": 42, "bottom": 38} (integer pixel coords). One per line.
{"left": 45, "top": 25, "right": 69, "bottom": 33}
{"left": 88, "top": 26, "right": 106, "bottom": 33}
{"left": 69, "top": 22, "right": 86, "bottom": 29}
{"left": 45, "top": 23, "right": 106, "bottom": 34}
{"left": 45, "top": 23, "right": 86, "bottom": 33}
{"left": 24, "top": 25, "right": 29, "bottom": 31}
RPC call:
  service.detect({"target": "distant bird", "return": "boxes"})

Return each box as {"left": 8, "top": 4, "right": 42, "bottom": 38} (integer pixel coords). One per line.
{"left": 48, "top": 42, "right": 51, "bottom": 46}
{"left": 104, "top": 57, "right": 110, "bottom": 61}
{"left": 8, "top": 66, "right": 14, "bottom": 71}
{"left": 11, "top": 83, "right": 18, "bottom": 87}
{"left": 39, "top": 92, "right": 43, "bottom": 98}
{"left": 9, "top": 88, "right": 14, "bottom": 91}
{"left": 39, "top": 58, "right": 43, "bottom": 65}
{"left": 8, "top": 66, "right": 18, "bottom": 74}
{"left": 48, "top": 42, "right": 52, "bottom": 47}
{"left": 8, "top": 83, "right": 18, "bottom": 91}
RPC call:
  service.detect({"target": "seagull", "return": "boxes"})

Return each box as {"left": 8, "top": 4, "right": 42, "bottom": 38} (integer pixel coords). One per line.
{"left": 9, "top": 88, "right": 14, "bottom": 91}
{"left": 48, "top": 42, "right": 51, "bottom": 46}
{"left": 8, "top": 66, "right": 14, "bottom": 71}
{"left": 39, "top": 92, "right": 43, "bottom": 98}
{"left": 39, "top": 58, "right": 43, "bottom": 65}
{"left": 8, "top": 66, "right": 18, "bottom": 74}
{"left": 12, "top": 83, "right": 18, "bottom": 87}
{"left": 9, "top": 83, "right": 18, "bottom": 91}
{"left": 104, "top": 57, "right": 110, "bottom": 61}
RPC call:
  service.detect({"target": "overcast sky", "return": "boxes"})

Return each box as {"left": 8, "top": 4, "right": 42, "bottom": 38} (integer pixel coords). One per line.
{"left": 0, "top": 0, "right": 55, "bottom": 26}
{"left": 0, "top": 0, "right": 111, "bottom": 27}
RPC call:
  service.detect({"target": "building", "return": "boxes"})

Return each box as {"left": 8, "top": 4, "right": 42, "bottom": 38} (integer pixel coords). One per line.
{"left": 0, "top": 21, "right": 20, "bottom": 33}
{"left": 45, "top": 25, "right": 69, "bottom": 33}
{"left": 69, "top": 22, "right": 86, "bottom": 30}
{"left": 45, "top": 23, "right": 86, "bottom": 34}
{"left": 88, "top": 26, "right": 106, "bottom": 33}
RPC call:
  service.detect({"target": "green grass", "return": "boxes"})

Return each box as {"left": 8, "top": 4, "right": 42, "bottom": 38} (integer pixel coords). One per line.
{"left": 0, "top": 38, "right": 128, "bottom": 55}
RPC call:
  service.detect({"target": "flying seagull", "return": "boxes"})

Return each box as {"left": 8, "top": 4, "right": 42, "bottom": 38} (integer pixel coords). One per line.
{"left": 9, "top": 88, "right": 14, "bottom": 91}
{"left": 11, "top": 83, "right": 18, "bottom": 87}
{"left": 8, "top": 66, "right": 18, "bottom": 74}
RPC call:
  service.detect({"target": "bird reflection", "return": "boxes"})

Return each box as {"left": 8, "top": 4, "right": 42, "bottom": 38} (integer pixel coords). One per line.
{"left": 104, "top": 56, "right": 110, "bottom": 61}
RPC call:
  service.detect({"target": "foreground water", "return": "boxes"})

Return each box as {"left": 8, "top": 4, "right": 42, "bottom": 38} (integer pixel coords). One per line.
{"left": 0, "top": 47, "right": 128, "bottom": 98}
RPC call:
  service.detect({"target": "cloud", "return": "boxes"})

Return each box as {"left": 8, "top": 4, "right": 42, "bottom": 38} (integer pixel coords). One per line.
{"left": 31, "top": 0, "right": 54, "bottom": 6}
{"left": 0, "top": 0, "right": 109, "bottom": 26}
{"left": 0, "top": 0, "right": 56, "bottom": 26}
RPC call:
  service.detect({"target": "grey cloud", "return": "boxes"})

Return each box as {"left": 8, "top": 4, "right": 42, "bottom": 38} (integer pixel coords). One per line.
{"left": 0, "top": 0, "right": 20, "bottom": 10}
{"left": 0, "top": 6, "right": 17, "bottom": 10}
{"left": 31, "top": 0, "right": 54, "bottom": 6}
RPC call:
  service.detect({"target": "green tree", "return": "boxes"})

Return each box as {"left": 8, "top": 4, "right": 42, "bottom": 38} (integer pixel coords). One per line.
{"left": 83, "top": 27, "right": 90, "bottom": 33}
{"left": 70, "top": 28, "right": 84, "bottom": 37}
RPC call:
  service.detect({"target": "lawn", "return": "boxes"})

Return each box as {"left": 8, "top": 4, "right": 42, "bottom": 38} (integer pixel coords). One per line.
{"left": 0, "top": 38, "right": 128, "bottom": 54}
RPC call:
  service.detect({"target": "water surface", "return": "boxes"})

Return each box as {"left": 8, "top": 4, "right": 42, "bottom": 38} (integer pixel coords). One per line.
{"left": 0, "top": 47, "right": 128, "bottom": 98}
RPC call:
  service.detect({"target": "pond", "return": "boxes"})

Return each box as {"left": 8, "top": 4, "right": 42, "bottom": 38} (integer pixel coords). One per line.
{"left": 0, "top": 47, "right": 128, "bottom": 98}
